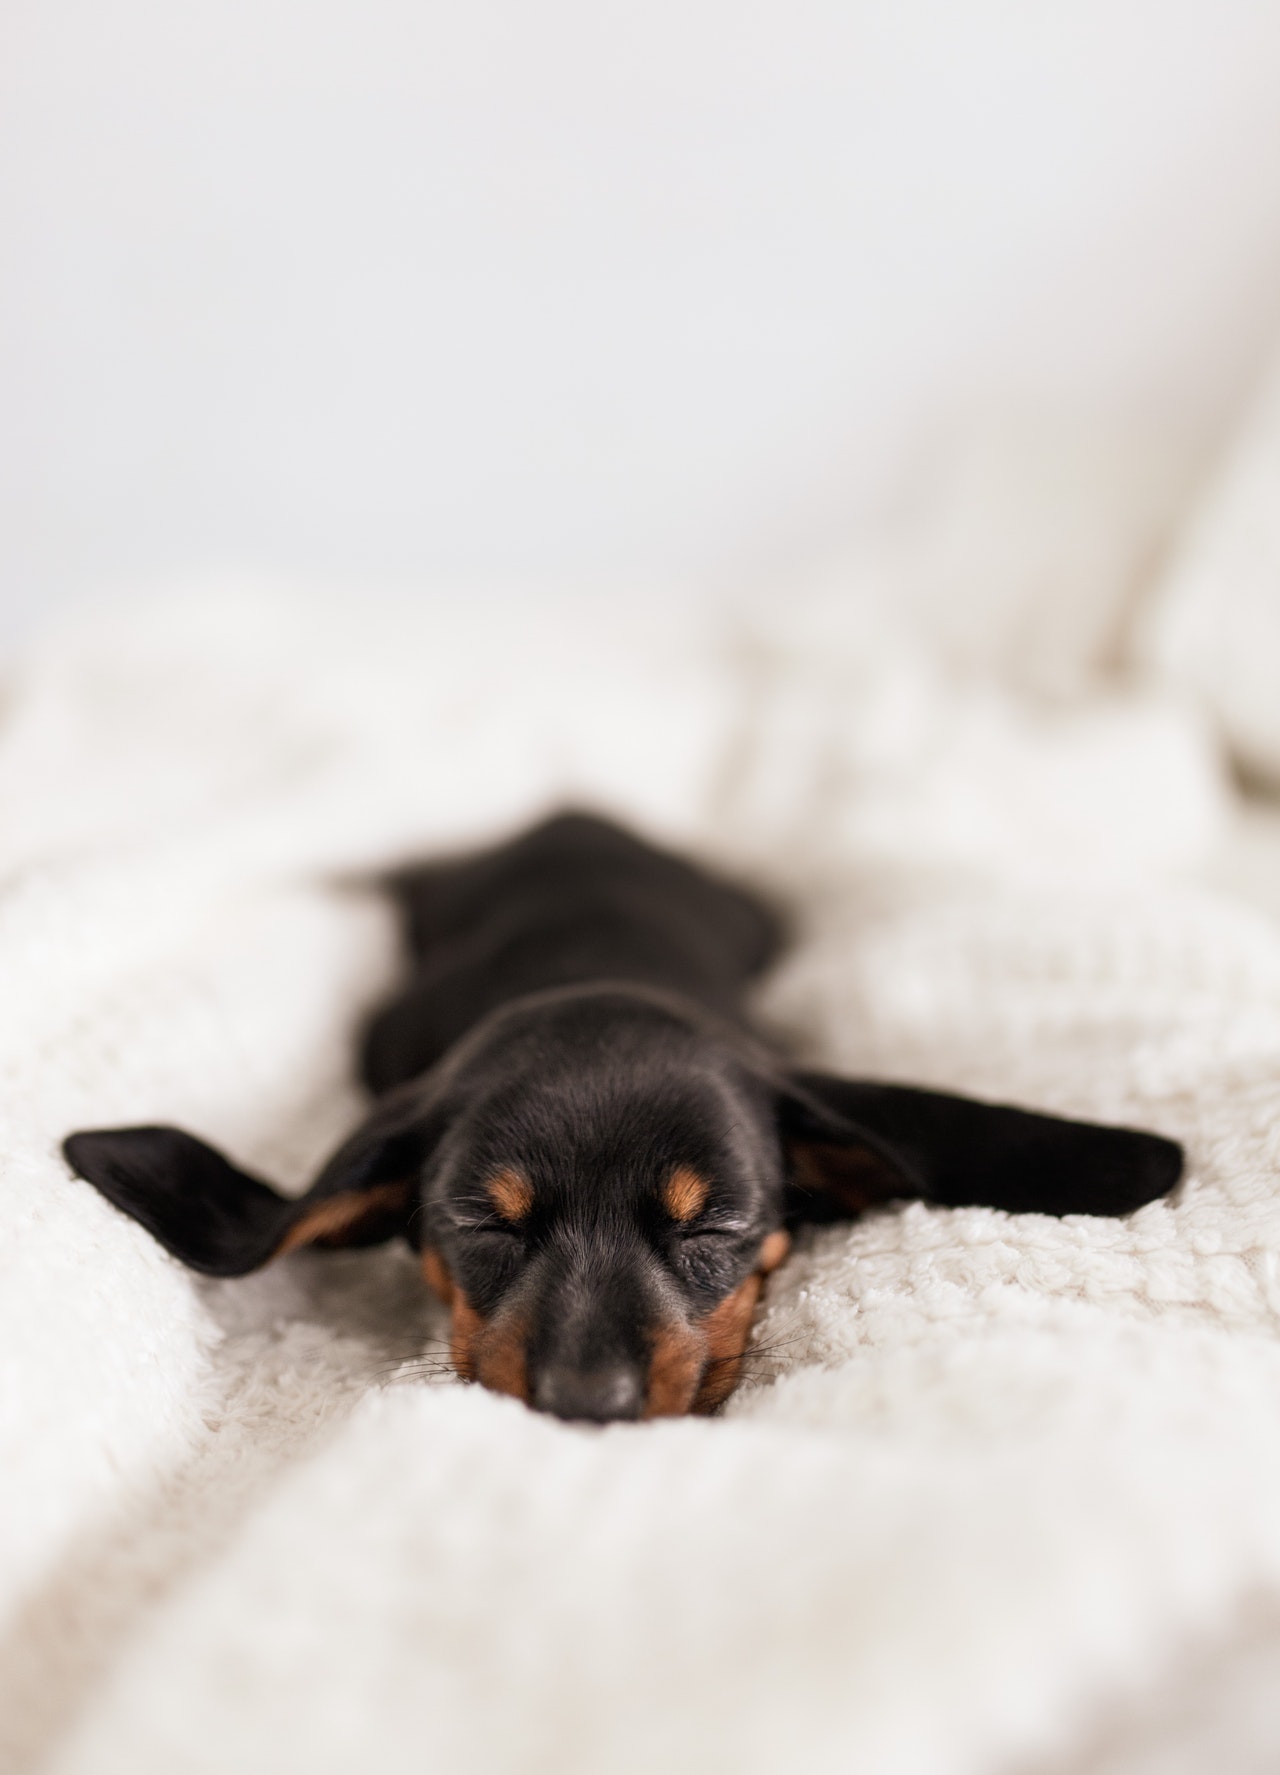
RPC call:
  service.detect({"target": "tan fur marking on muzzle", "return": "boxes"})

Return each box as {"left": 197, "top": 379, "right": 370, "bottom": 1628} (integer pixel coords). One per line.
{"left": 645, "top": 1275, "right": 762, "bottom": 1418}
{"left": 448, "top": 1290, "right": 530, "bottom": 1403}
{"left": 475, "top": 1313, "right": 531, "bottom": 1403}
{"left": 645, "top": 1322, "right": 706, "bottom": 1418}
{"left": 663, "top": 1165, "right": 709, "bottom": 1223}
{"left": 692, "top": 1272, "right": 763, "bottom": 1412}
{"left": 450, "top": 1291, "right": 483, "bottom": 1381}
{"left": 421, "top": 1246, "right": 454, "bottom": 1304}
{"left": 487, "top": 1168, "right": 534, "bottom": 1223}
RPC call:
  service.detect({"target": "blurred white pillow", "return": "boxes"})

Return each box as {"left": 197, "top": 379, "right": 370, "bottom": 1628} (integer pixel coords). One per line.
{"left": 1137, "top": 349, "right": 1280, "bottom": 789}
{"left": 786, "top": 410, "right": 1204, "bottom": 701}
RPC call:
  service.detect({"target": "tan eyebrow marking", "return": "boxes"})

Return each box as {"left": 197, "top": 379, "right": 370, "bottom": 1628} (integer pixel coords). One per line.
{"left": 663, "top": 1165, "right": 710, "bottom": 1223}
{"left": 487, "top": 1168, "right": 534, "bottom": 1223}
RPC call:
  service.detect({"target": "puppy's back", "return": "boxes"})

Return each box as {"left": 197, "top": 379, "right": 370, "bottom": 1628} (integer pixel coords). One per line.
{"left": 362, "top": 812, "right": 785, "bottom": 1093}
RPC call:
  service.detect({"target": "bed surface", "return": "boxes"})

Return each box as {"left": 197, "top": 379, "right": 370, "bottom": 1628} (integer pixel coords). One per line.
{"left": 1, "top": 573, "right": 1279, "bottom": 1774}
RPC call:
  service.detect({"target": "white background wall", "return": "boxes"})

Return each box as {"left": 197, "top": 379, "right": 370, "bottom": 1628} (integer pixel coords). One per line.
{"left": 4, "top": 0, "right": 1280, "bottom": 643}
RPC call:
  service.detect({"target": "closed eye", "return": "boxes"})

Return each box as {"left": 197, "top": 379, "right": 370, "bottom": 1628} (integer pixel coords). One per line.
{"left": 668, "top": 1223, "right": 756, "bottom": 1294}
{"left": 674, "top": 1216, "right": 752, "bottom": 1239}
{"left": 457, "top": 1214, "right": 526, "bottom": 1238}
{"left": 442, "top": 1198, "right": 530, "bottom": 1240}
{"left": 444, "top": 1212, "right": 529, "bottom": 1312}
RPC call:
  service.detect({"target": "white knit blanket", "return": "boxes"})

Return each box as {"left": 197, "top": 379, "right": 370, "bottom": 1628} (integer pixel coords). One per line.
{"left": 3, "top": 584, "right": 1280, "bottom": 1775}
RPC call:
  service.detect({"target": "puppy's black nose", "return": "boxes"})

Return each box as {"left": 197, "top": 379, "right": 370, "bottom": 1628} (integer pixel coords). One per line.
{"left": 532, "top": 1363, "right": 645, "bottom": 1423}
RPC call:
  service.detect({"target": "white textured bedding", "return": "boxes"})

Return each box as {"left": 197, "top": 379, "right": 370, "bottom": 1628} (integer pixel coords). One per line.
{"left": 3, "top": 576, "right": 1280, "bottom": 1775}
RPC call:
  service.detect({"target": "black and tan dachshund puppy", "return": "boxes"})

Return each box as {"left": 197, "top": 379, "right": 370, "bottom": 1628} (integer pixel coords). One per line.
{"left": 64, "top": 813, "right": 1182, "bottom": 1422}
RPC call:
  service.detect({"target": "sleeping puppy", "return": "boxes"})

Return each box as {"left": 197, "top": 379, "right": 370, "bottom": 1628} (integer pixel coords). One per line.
{"left": 63, "top": 812, "right": 1183, "bottom": 1423}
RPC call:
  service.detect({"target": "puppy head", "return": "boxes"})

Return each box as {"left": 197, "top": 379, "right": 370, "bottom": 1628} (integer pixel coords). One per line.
{"left": 416, "top": 988, "right": 794, "bottom": 1421}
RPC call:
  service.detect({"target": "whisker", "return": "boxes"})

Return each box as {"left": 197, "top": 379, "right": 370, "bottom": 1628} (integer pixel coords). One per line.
{"left": 372, "top": 1359, "right": 461, "bottom": 1388}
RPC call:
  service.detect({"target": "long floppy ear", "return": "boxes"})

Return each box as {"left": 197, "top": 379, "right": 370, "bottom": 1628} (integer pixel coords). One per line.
{"left": 780, "top": 1072, "right": 1183, "bottom": 1222}
{"left": 62, "top": 1084, "right": 440, "bottom": 1277}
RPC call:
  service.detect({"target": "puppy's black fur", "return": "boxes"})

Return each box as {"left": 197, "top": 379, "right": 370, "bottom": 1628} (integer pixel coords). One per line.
{"left": 64, "top": 812, "right": 1183, "bottom": 1421}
